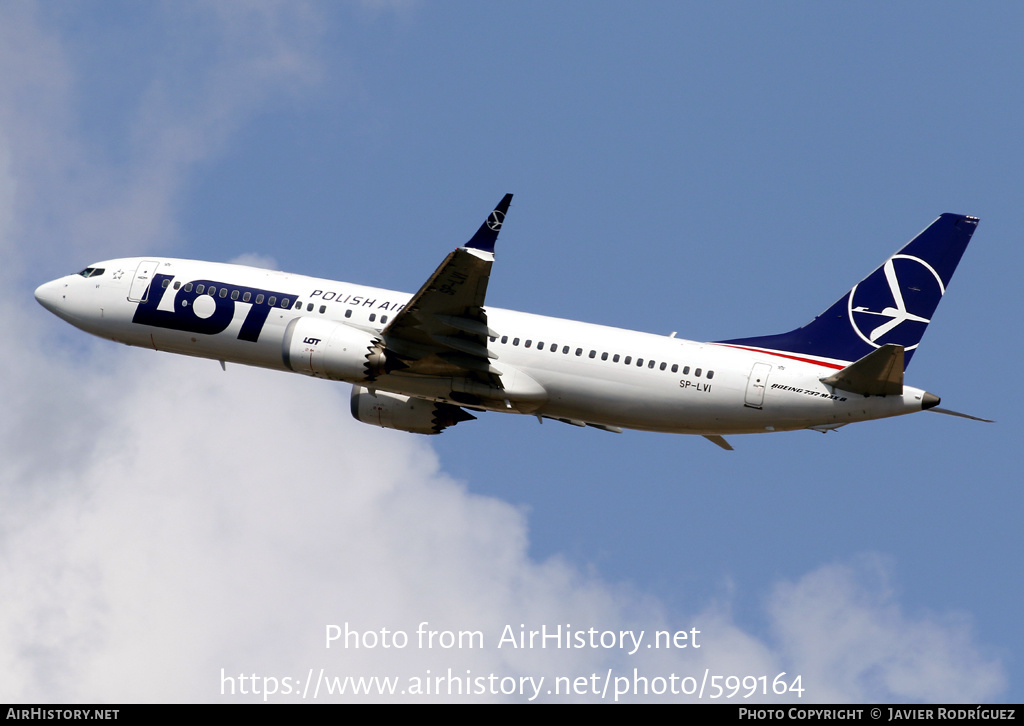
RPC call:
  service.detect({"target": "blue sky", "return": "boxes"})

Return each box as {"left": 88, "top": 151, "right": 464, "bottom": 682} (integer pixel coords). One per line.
{"left": 2, "top": 2, "right": 1021, "bottom": 703}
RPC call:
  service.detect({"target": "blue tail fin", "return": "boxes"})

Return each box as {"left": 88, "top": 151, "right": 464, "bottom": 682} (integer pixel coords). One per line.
{"left": 716, "top": 214, "right": 979, "bottom": 369}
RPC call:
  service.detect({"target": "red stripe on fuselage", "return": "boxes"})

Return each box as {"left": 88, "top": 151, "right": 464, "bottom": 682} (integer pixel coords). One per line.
{"left": 712, "top": 344, "right": 847, "bottom": 370}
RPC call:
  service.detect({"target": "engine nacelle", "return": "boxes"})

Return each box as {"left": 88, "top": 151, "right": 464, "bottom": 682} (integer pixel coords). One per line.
{"left": 350, "top": 386, "right": 476, "bottom": 435}
{"left": 282, "top": 317, "right": 385, "bottom": 381}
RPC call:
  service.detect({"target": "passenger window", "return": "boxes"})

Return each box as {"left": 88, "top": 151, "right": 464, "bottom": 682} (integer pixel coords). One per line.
{"left": 219, "top": 289, "right": 227, "bottom": 298}
{"left": 307, "top": 303, "right": 314, "bottom": 312}
{"left": 206, "top": 286, "right": 215, "bottom": 296}
{"left": 345, "top": 309, "right": 352, "bottom": 318}
{"left": 513, "top": 338, "right": 520, "bottom": 346}
{"left": 683, "top": 366, "right": 690, "bottom": 375}
{"left": 589, "top": 350, "right": 596, "bottom": 358}
{"left": 671, "top": 364, "right": 678, "bottom": 373}
{"left": 242, "top": 291, "right": 251, "bottom": 302}
{"left": 637, "top": 358, "right": 644, "bottom": 367}
{"left": 525, "top": 340, "right": 532, "bottom": 348}
{"left": 660, "top": 362, "right": 667, "bottom": 371}
{"left": 231, "top": 290, "right": 239, "bottom": 300}
{"left": 550, "top": 344, "right": 557, "bottom": 352}
{"left": 255, "top": 293, "right": 263, "bottom": 304}
{"left": 707, "top": 371, "right": 714, "bottom": 380}
{"left": 575, "top": 348, "right": 582, "bottom": 356}
{"left": 624, "top": 356, "right": 632, "bottom": 365}
{"left": 562, "top": 346, "right": 569, "bottom": 354}
{"left": 613, "top": 354, "right": 620, "bottom": 363}
{"left": 268, "top": 296, "right": 276, "bottom": 306}
{"left": 161, "top": 279, "right": 170, "bottom": 288}
{"left": 695, "top": 368, "right": 702, "bottom": 377}
{"left": 185, "top": 283, "right": 193, "bottom": 292}
{"left": 501, "top": 336, "right": 508, "bottom": 344}
{"left": 369, "top": 313, "right": 376, "bottom": 322}
{"left": 281, "top": 298, "right": 290, "bottom": 308}
{"left": 601, "top": 352, "right": 608, "bottom": 361}
{"left": 649, "top": 360, "right": 656, "bottom": 369}
{"left": 381, "top": 315, "right": 387, "bottom": 323}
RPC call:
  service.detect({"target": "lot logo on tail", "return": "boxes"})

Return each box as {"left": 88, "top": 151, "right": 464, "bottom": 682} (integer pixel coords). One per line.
{"left": 848, "top": 254, "right": 944, "bottom": 351}
{"left": 486, "top": 209, "right": 505, "bottom": 231}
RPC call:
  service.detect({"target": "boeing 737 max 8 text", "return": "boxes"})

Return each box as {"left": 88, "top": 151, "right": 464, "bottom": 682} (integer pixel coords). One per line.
{"left": 34, "top": 195, "right": 989, "bottom": 449}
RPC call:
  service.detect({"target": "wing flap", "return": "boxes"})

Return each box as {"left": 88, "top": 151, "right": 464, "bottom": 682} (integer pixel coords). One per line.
{"left": 432, "top": 313, "right": 499, "bottom": 339}
{"left": 429, "top": 334, "right": 497, "bottom": 360}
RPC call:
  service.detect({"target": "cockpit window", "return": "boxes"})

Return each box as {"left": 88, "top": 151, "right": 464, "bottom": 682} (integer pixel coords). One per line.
{"left": 77, "top": 267, "right": 105, "bottom": 278}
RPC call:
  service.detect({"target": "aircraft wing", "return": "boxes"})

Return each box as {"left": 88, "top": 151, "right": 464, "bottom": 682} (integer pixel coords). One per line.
{"left": 379, "top": 194, "right": 513, "bottom": 388}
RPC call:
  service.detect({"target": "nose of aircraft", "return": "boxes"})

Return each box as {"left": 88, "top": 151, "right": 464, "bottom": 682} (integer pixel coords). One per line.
{"left": 34, "top": 279, "right": 64, "bottom": 315}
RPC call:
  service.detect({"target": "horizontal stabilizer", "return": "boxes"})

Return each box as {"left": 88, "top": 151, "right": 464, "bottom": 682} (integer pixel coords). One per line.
{"left": 821, "top": 344, "right": 904, "bottom": 396}
{"left": 929, "top": 407, "right": 994, "bottom": 423}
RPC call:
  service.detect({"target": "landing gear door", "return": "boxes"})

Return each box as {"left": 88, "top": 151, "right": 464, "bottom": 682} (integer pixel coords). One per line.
{"left": 744, "top": 362, "right": 772, "bottom": 409}
{"left": 128, "top": 259, "right": 161, "bottom": 303}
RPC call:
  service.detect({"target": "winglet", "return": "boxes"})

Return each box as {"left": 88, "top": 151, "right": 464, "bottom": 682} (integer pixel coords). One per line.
{"left": 464, "top": 194, "right": 513, "bottom": 253}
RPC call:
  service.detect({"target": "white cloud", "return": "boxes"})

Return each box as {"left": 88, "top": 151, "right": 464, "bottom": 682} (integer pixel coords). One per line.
{"left": 0, "top": 1, "right": 327, "bottom": 272}
{"left": 229, "top": 252, "right": 279, "bottom": 270}
{"left": 766, "top": 557, "right": 1006, "bottom": 702}
{"left": 0, "top": 2, "right": 1006, "bottom": 704}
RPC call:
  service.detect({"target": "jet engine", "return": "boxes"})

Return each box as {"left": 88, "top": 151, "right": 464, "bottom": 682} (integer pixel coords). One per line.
{"left": 282, "top": 317, "right": 386, "bottom": 381}
{"left": 350, "top": 385, "right": 476, "bottom": 435}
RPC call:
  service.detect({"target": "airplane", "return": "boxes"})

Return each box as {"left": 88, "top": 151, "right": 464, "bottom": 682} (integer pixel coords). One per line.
{"left": 33, "top": 195, "right": 989, "bottom": 450}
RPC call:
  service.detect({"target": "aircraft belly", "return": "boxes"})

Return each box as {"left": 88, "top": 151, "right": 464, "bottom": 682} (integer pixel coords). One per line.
{"left": 522, "top": 368, "right": 732, "bottom": 433}
{"left": 146, "top": 329, "right": 287, "bottom": 369}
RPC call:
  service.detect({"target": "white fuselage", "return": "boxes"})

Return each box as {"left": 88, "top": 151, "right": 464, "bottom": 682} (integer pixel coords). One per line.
{"left": 34, "top": 256, "right": 931, "bottom": 436}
